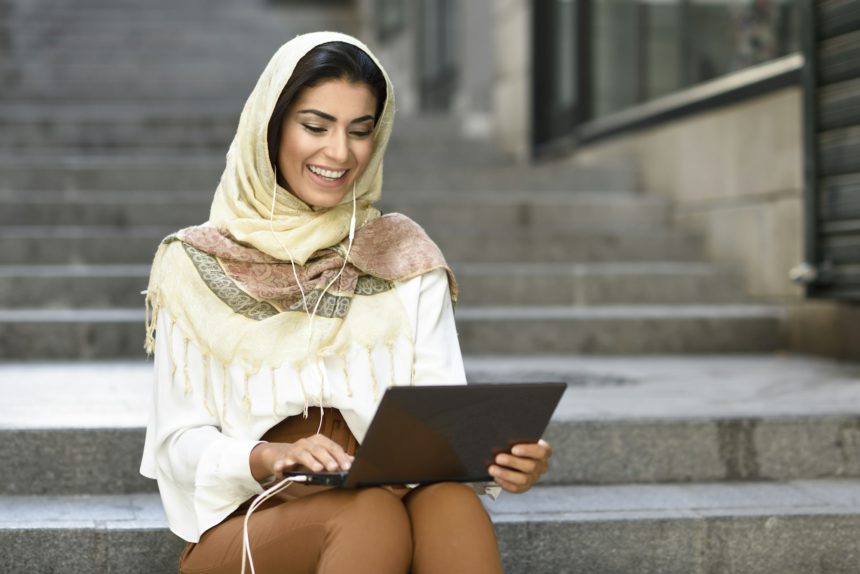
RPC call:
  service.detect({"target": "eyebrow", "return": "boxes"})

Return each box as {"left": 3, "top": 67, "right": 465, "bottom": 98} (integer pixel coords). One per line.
{"left": 298, "top": 109, "right": 375, "bottom": 124}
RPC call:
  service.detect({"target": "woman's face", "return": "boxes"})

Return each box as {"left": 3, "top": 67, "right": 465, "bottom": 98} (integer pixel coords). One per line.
{"left": 278, "top": 79, "right": 378, "bottom": 208}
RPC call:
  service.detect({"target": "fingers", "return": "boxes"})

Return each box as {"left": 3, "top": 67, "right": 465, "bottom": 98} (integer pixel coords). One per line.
{"left": 305, "top": 434, "right": 354, "bottom": 471}
{"left": 510, "top": 440, "right": 553, "bottom": 461}
{"left": 271, "top": 435, "right": 354, "bottom": 475}
{"left": 488, "top": 440, "right": 553, "bottom": 494}
{"left": 487, "top": 464, "right": 532, "bottom": 493}
{"left": 494, "top": 452, "right": 545, "bottom": 473}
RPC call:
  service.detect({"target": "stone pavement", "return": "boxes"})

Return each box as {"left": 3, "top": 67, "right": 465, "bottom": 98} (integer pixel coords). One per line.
{"left": 2, "top": 356, "right": 860, "bottom": 573}
{"left": 4, "top": 355, "right": 860, "bottom": 428}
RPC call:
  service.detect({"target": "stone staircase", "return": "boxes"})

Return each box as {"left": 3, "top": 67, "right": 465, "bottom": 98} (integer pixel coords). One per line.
{"left": 2, "top": 1, "right": 860, "bottom": 573}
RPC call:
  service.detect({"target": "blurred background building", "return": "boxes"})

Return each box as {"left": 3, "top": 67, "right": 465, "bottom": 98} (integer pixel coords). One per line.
{"left": 358, "top": 0, "right": 860, "bottom": 360}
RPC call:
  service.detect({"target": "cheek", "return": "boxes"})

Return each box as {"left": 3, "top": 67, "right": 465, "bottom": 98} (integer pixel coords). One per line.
{"left": 354, "top": 140, "right": 375, "bottom": 169}
{"left": 279, "top": 129, "right": 310, "bottom": 168}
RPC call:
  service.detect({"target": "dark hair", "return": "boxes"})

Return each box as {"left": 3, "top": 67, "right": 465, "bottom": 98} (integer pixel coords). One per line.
{"left": 267, "top": 41, "right": 387, "bottom": 183}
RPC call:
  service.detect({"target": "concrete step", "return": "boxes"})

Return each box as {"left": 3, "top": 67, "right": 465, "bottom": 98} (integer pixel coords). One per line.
{"left": 2, "top": 356, "right": 859, "bottom": 493}
{"left": 3, "top": 1, "right": 351, "bottom": 25}
{"left": 0, "top": 154, "right": 223, "bottom": 192}
{"left": 3, "top": 481, "right": 860, "bottom": 573}
{"left": 0, "top": 103, "right": 238, "bottom": 151}
{"left": 12, "top": 413, "right": 860, "bottom": 493}
{"left": 0, "top": 309, "right": 144, "bottom": 359}
{"left": 0, "top": 494, "right": 184, "bottom": 574}
{"left": 0, "top": 261, "right": 743, "bottom": 309}
{"left": 467, "top": 354, "right": 860, "bottom": 485}
{"left": 0, "top": 190, "right": 667, "bottom": 229}
{"left": 0, "top": 151, "right": 636, "bottom": 193}
{"left": 0, "top": 305, "right": 785, "bottom": 359}
{"left": 455, "top": 262, "right": 744, "bottom": 306}
{"left": 0, "top": 62, "right": 271, "bottom": 102}
{"left": 455, "top": 305, "right": 785, "bottom": 354}
{"left": 0, "top": 265, "right": 149, "bottom": 308}
{"left": 0, "top": 192, "right": 212, "bottom": 228}
{"left": 0, "top": 227, "right": 169, "bottom": 265}
{"left": 489, "top": 480, "right": 860, "bottom": 574}
{"left": 0, "top": 225, "right": 704, "bottom": 264}
{"left": 381, "top": 164, "right": 639, "bottom": 193}
{"left": 0, "top": 3, "right": 357, "bottom": 102}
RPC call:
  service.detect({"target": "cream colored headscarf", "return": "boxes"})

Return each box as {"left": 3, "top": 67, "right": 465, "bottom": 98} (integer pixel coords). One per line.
{"left": 210, "top": 31, "right": 393, "bottom": 265}
{"left": 144, "top": 32, "right": 454, "bottom": 415}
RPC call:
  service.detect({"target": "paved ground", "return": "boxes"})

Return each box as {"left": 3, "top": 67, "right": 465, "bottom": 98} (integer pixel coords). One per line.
{"left": 3, "top": 354, "right": 859, "bottom": 429}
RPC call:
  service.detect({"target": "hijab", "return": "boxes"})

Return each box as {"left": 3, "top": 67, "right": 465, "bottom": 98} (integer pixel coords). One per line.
{"left": 144, "top": 32, "right": 455, "bottom": 415}
{"left": 209, "top": 31, "right": 389, "bottom": 265}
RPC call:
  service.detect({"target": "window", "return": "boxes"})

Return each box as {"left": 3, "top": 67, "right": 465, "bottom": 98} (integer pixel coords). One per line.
{"left": 589, "top": 0, "right": 800, "bottom": 119}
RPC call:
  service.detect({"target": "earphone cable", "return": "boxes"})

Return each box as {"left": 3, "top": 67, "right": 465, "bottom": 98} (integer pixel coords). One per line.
{"left": 240, "top": 475, "right": 305, "bottom": 574}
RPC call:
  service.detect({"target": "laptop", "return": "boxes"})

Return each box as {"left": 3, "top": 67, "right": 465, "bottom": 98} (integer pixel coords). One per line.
{"left": 282, "top": 382, "right": 566, "bottom": 488}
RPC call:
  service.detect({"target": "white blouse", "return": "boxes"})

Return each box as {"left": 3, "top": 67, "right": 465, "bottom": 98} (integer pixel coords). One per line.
{"left": 140, "top": 268, "right": 473, "bottom": 543}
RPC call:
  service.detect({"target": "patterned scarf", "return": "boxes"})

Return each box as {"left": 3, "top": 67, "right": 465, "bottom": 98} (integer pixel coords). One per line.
{"left": 145, "top": 213, "right": 454, "bottom": 383}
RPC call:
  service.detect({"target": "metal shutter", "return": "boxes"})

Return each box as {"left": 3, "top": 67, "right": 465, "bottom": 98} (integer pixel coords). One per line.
{"left": 801, "top": 0, "right": 860, "bottom": 299}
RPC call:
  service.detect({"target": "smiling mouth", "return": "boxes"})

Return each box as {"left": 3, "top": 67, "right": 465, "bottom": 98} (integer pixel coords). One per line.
{"left": 307, "top": 164, "right": 348, "bottom": 182}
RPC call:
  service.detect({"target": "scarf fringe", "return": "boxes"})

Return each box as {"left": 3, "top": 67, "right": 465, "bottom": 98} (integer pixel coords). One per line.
{"left": 270, "top": 365, "right": 279, "bottom": 417}
{"left": 242, "top": 376, "right": 252, "bottom": 415}
{"left": 341, "top": 358, "right": 353, "bottom": 398}
{"left": 366, "top": 345, "right": 379, "bottom": 402}
{"left": 200, "top": 354, "right": 215, "bottom": 418}
{"left": 294, "top": 361, "right": 310, "bottom": 419}
{"left": 147, "top": 295, "right": 414, "bottom": 423}
{"left": 144, "top": 291, "right": 158, "bottom": 356}
{"left": 221, "top": 364, "right": 230, "bottom": 428}
{"left": 182, "top": 338, "right": 192, "bottom": 398}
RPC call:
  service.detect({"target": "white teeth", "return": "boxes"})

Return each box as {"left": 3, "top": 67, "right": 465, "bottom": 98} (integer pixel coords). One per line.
{"left": 308, "top": 165, "right": 347, "bottom": 180}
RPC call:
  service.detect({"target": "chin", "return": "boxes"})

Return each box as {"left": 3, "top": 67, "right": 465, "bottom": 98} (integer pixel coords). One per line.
{"left": 301, "top": 190, "right": 349, "bottom": 209}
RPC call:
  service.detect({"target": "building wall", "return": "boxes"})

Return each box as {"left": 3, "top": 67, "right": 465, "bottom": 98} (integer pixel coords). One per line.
{"left": 454, "top": 0, "right": 493, "bottom": 138}
{"left": 576, "top": 87, "right": 803, "bottom": 300}
{"left": 356, "top": 0, "right": 419, "bottom": 114}
{"left": 360, "top": 0, "right": 494, "bottom": 134}
{"left": 572, "top": 86, "right": 860, "bottom": 359}
{"left": 491, "top": 0, "right": 531, "bottom": 162}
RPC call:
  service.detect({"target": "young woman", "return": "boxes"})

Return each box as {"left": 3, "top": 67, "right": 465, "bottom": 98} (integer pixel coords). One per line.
{"left": 140, "top": 31, "right": 552, "bottom": 574}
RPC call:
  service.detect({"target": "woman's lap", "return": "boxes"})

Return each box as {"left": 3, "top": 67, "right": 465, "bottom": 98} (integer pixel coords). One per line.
{"left": 179, "top": 482, "right": 501, "bottom": 574}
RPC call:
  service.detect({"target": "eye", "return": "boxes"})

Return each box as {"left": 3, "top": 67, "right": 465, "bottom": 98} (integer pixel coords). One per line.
{"left": 350, "top": 130, "right": 372, "bottom": 138}
{"left": 303, "top": 124, "right": 326, "bottom": 134}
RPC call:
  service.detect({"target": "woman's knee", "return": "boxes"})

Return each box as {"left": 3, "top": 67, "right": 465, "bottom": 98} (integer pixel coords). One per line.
{"left": 343, "top": 487, "right": 411, "bottom": 526}
{"left": 406, "top": 482, "right": 486, "bottom": 516}
{"left": 330, "top": 487, "right": 413, "bottom": 558}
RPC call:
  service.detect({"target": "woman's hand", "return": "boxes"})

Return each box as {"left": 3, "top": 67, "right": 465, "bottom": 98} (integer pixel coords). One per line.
{"left": 488, "top": 439, "right": 552, "bottom": 494}
{"left": 250, "top": 435, "right": 354, "bottom": 483}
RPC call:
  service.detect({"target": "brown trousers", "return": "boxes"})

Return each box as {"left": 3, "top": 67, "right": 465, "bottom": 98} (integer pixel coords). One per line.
{"left": 178, "top": 409, "right": 504, "bottom": 574}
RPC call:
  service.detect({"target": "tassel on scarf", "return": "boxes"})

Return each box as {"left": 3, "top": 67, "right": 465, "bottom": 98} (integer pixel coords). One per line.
{"left": 200, "top": 354, "right": 216, "bottom": 417}
{"left": 294, "top": 362, "right": 310, "bottom": 419}
{"left": 270, "top": 365, "right": 279, "bottom": 416}
{"left": 243, "top": 372, "right": 253, "bottom": 415}
{"left": 386, "top": 340, "right": 396, "bottom": 387}
{"left": 166, "top": 319, "right": 177, "bottom": 384}
{"left": 144, "top": 291, "right": 160, "bottom": 356}
{"left": 221, "top": 364, "right": 230, "bottom": 427}
{"left": 367, "top": 345, "right": 379, "bottom": 401}
{"left": 183, "top": 338, "right": 192, "bottom": 398}
{"left": 341, "top": 358, "right": 353, "bottom": 398}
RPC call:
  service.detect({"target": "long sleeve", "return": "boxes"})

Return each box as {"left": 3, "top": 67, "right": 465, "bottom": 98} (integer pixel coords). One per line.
{"left": 140, "top": 309, "right": 264, "bottom": 542}
{"left": 404, "top": 268, "right": 467, "bottom": 386}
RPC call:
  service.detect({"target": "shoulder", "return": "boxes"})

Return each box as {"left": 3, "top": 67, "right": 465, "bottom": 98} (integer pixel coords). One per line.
{"left": 353, "top": 213, "right": 438, "bottom": 253}
{"left": 350, "top": 213, "right": 454, "bottom": 292}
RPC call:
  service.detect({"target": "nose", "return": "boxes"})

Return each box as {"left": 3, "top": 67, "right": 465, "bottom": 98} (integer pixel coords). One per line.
{"left": 324, "top": 131, "right": 350, "bottom": 164}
